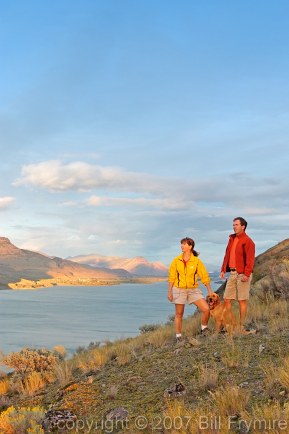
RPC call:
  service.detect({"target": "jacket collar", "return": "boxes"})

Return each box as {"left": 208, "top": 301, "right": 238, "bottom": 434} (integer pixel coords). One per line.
{"left": 177, "top": 253, "right": 197, "bottom": 261}
{"left": 229, "top": 231, "right": 247, "bottom": 240}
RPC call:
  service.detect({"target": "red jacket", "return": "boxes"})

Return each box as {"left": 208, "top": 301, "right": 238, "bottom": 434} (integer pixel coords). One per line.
{"left": 221, "top": 232, "right": 255, "bottom": 277}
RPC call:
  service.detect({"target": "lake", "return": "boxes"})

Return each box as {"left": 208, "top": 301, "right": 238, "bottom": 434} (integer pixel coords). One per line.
{"left": 0, "top": 280, "right": 221, "bottom": 355}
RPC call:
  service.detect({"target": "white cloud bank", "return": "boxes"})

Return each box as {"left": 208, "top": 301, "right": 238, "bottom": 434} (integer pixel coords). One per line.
{"left": 13, "top": 160, "right": 289, "bottom": 213}
{"left": 13, "top": 160, "right": 173, "bottom": 195}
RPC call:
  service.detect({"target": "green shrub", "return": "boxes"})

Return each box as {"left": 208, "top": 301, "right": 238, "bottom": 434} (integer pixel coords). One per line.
{"left": 2, "top": 348, "right": 63, "bottom": 375}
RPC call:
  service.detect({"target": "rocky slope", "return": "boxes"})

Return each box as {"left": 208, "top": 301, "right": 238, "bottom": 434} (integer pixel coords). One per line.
{"left": 68, "top": 253, "right": 168, "bottom": 277}
{"left": 252, "top": 238, "right": 289, "bottom": 298}
{"left": 0, "top": 237, "right": 132, "bottom": 289}
{"left": 253, "top": 238, "right": 289, "bottom": 282}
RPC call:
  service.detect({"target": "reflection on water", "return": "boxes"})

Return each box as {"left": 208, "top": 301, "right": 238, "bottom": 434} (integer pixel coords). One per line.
{"left": 0, "top": 280, "right": 220, "bottom": 354}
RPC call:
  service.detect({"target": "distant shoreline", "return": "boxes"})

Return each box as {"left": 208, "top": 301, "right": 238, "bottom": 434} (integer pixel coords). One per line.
{"left": 4, "top": 276, "right": 167, "bottom": 290}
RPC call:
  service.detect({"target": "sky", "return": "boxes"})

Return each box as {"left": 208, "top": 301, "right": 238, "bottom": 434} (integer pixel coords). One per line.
{"left": 0, "top": 0, "right": 288, "bottom": 269}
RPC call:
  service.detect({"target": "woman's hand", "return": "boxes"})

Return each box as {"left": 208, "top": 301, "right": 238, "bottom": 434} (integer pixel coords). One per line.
{"left": 167, "top": 292, "right": 173, "bottom": 302}
{"left": 206, "top": 284, "right": 213, "bottom": 296}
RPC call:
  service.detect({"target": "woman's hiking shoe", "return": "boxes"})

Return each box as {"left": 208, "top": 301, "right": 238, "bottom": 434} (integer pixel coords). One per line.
{"left": 200, "top": 328, "right": 211, "bottom": 336}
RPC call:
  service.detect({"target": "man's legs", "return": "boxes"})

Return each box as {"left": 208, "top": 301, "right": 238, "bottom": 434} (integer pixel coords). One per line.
{"left": 225, "top": 299, "right": 248, "bottom": 331}
{"left": 238, "top": 300, "right": 247, "bottom": 330}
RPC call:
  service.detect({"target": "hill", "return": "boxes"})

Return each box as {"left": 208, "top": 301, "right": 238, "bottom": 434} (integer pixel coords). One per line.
{"left": 0, "top": 237, "right": 132, "bottom": 289}
{"left": 68, "top": 253, "right": 168, "bottom": 277}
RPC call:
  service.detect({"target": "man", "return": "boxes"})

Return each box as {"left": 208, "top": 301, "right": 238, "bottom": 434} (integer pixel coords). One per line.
{"left": 220, "top": 217, "right": 255, "bottom": 332}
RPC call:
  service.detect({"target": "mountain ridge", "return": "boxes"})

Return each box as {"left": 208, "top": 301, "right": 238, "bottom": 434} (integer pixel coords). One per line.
{"left": 0, "top": 237, "right": 134, "bottom": 289}
{"left": 67, "top": 253, "right": 168, "bottom": 277}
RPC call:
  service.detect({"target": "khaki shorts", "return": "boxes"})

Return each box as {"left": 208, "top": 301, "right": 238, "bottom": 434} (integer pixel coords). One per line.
{"left": 224, "top": 272, "right": 252, "bottom": 300}
{"left": 172, "top": 286, "right": 204, "bottom": 305}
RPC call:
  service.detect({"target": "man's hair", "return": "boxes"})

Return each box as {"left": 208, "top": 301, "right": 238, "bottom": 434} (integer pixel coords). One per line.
{"left": 234, "top": 216, "right": 247, "bottom": 229}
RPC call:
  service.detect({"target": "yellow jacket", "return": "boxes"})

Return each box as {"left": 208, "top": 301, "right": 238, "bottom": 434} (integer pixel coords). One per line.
{"left": 168, "top": 254, "right": 210, "bottom": 289}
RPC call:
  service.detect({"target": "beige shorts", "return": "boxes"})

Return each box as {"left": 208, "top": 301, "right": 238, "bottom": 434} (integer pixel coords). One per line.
{"left": 224, "top": 272, "right": 252, "bottom": 300}
{"left": 172, "top": 286, "right": 204, "bottom": 305}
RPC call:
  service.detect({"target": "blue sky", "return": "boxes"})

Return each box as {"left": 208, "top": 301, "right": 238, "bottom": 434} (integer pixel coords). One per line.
{"left": 0, "top": 0, "right": 288, "bottom": 269}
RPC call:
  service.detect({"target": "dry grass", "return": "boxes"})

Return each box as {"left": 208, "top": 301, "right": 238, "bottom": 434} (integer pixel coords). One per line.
{"left": 76, "top": 347, "right": 109, "bottom": 373}
{"left": 246, "top": 296, "right": 269, "bottom": 323}
{"left": 268, "top": 315, "right": 289, "bottom": 333}
{"left": 75, "top": 339, "right": 138, "bottom": 373}
{"left": 277, "top": 356, "right": 289, "bottom": 391}
{"left": 197, "top": 363, "right": 219, "bottom": 391}
{"left": 241, "top": 401, "right": 289, "bottom": 434}
{"left": 20, "top": 372, "right": 46, "bottom": 397}
{"left": 107, "top": 342, "right": 135, "bottom": 366}
{"left": 210, "top": 385, "right": 250, "bottom": 417}
{"left": 143, "top": 325, "right": 172, "bottom": 347}
{"left": 260, "top": 360, "right": 279, "bottom": 393}
{"left": 163, "top": 399, "right": 195, "bottom": 434}
{"left": 220, "top": 339, "right": 250, "bottom": 368}
{"left": 246, "top": 295, "right": 289, "bottom": 335}
{"left": 182, "top": 313, "right": 203, "bottom": 337}
{"left": 163, "top": 400, "right": 232, "bottom": 434}
{"left": 53, "top": 360, "right": 74, "bottom": 387}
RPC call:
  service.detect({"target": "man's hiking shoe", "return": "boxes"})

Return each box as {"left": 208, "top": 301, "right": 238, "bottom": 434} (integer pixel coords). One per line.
{"left": 200, "top": 328, "right": 211, "bottom": 336}
{"left": 241, "top": 328, "right": 257, "bottom": 335}
{"left": 176, "top": 336, "right": 182, "bottom": 344}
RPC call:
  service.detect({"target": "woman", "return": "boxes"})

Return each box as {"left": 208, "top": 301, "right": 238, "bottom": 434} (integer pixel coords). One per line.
{"left": 168, "top": 237, "right": 213, "bottom": 341}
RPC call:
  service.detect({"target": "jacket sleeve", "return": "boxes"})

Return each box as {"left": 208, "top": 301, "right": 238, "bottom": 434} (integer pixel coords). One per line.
{"left": 197, "top": 259, "right": 211, "bottom": 285}
{"left": 244, "top": 239, "right": 255, "bottom": 277}
{"left": 168, "top": 258, "right": 177, "bottom": 283}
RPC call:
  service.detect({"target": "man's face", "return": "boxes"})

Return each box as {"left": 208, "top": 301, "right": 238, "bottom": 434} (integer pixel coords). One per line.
{"left": 233, "top": 219, "right": 245, "bottom": 235}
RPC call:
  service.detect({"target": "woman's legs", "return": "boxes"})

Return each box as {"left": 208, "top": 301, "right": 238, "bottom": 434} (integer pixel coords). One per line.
{"left": 175, "top": 304, "right": 185, "bottom": 334}
{"left": 193, "top": 298, "right": 210, "bottom": 327}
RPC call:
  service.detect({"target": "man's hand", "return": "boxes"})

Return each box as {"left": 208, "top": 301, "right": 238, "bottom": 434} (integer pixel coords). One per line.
{"left": 219, "top": 271, "right": 226, "bottom": 279}
{"left": 241, "top": 275, "right": 249, "bottom": 282}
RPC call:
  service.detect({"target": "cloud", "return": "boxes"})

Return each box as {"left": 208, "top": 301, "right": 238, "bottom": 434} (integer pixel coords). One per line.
{"left": 0, "top": 196, "right": 14, "bottom": 209}
{"left": 13, "top": 160, "right": 174, "bottom": 194}
{"left": 14, "top": 160, "right": 289, "bottom": 207}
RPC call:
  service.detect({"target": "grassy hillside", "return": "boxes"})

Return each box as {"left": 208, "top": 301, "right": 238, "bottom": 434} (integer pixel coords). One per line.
{"left": 1, "top": 289, "right": 289, "bottom": 433}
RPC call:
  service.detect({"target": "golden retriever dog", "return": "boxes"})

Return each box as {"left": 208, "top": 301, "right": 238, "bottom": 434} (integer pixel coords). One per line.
{"left": 206, "top": 293, "right": 236, "bottom": 333}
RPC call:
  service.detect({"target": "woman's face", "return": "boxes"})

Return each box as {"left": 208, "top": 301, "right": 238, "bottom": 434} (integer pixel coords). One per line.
{"left": 181, "top": 242, "right": 192, "bottom": 254}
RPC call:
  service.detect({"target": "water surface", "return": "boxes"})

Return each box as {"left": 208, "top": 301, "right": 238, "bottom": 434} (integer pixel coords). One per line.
{"left": 0, "top": 280, "right": 220, "bottom": 354}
